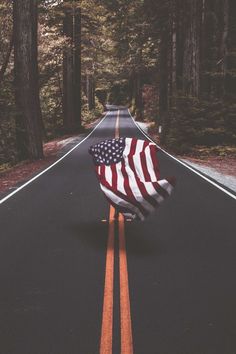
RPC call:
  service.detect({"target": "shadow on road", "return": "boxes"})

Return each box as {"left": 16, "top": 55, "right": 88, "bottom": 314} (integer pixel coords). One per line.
{"left": 68, "top": 221, "right": 107, "bottom": 251}
{"left": 125, "top": 223, "right": 166, "bottom": 258}
{"left": 68, "top": 220, "right": 165, "bottom": 258}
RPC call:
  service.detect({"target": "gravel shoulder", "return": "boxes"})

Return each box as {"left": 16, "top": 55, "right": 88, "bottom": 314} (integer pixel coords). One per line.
{"left": 178, "top": 158, "right": 236, "bottom": 193}
{"left": 0, "top": 134, "right": 85, "bottom": 198}
{"left": 136, "top": 121, "right": 236, "bottom": 194}
{"left": 0, "top": 117, "right": 103, "bottom": 198}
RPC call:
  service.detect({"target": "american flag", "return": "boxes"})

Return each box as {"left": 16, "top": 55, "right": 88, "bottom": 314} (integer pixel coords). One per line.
{"left": 89, "top": 137, "right": 176, "bottom": 220}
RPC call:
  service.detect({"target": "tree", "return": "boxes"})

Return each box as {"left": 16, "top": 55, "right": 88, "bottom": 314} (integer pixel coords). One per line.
{"left": 1, "top": 0, "right": 235, "bottom": 166}
{"left": 62, "top": 1, "right": 81, "bottom": 133}
{"left": 182, "top": 0, "right": 201, "bottom": 97}
{"left": 101, "top": 0, "right": 158, "bottom": 115}
{"left": 13, "top": 0, "right": 43, "bottom": 160}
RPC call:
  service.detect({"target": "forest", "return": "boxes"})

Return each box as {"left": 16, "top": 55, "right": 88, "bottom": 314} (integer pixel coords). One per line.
{"left": 0, "top": 0, "right": 235, "bottom": 168}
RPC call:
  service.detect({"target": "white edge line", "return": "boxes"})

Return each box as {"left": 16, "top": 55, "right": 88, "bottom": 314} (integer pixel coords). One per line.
{"left": 128, "top": 109, "right": 236, "bottom": 201}
{"left": 0, "top": 112, "right": 110, "bottom": 205}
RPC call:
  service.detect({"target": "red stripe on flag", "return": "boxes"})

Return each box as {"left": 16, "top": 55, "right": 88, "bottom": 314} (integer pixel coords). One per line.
{"left": 140, "top": 140, "right": 152, "bottom": 182}
{"left": 149, "top": 145, "right": 160, "bottom": 180}
{"left": 100, "top": 165, "right": 106, "bottom": 178}
{"left": 111, "top": 163, "right": 118, "bottom": 190}
{"left": 128, "top": 139, "right": 158, "bottom": 208}
{"left": 121, "top": 160, "right": 136, "bottom": 201}
{"left": 120, "top": 159, "right": 148, "bottom": 217}
{"left": 98, "top": 165, "right": 112, "bottom": 186}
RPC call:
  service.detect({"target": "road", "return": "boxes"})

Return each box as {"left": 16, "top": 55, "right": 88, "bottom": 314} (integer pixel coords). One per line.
{"left": 0, "top": 109, "right": 236, "bottom": 354}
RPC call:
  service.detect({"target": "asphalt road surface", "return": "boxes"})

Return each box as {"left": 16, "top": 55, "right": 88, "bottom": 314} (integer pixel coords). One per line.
{"left": 0, "top": 109, "right": 236, "bottom": 354}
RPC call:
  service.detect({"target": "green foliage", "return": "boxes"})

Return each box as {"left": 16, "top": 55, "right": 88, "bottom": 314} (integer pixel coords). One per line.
{"left": 40, "top": 80, "right": 63, "bottom": 140}
{"left": 82, "top": 96, "right": 104, "bottom": 126}
{"left": 108, "top": 80, "right": 130, "bottom": 105}
{"left": 142, "top": 84, "right": 158, "bottom": 122}
{"left": 0, "top": 1, "right": 15, "bottom": 165}
{"left": 0, "top": 117, "right": 17, "bottom": 165}
{"left": 95, "top": 88, "right": 107, "bottom": 107}
{"left": 0, "top": 80, "right": 17, "bottom": 164}
{"left": 38, "top": 14, "right": 68, "bottom": 140}
{"left": 164, "top": 97, "right": 236, "bottom": 154}
{"left": 191, "top": 145, "right": 236, "bottom": 158}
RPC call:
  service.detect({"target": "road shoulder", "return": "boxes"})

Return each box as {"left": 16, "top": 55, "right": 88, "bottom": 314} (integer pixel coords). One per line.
{"left": 135, "top": 121, "right": 236, "bottom": 194}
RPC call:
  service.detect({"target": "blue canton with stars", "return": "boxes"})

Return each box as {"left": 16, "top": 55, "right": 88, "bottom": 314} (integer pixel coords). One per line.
{"left": 89, "top": 138, "right": 125, "bottom": 166}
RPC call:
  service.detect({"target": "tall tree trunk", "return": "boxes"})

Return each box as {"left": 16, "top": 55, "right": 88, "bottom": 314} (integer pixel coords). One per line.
{"left": 63, "top": 6, "right": 75, "bottom": 132}
{"left": 225, "top": 0, "right": 236, "bottom": 94}
{"left": 134, "top": 70, "right": 143, "bottom": 120}
{"left": 86, "top": 74, "right": 95, "bottom": 111}
{"left": 176, "top": 0, "right": 185, "bottom": 91}
{"left": 170, "top": 1, "right": 177, "bottom": 102}
{"left": 159, "top": 28, "right": 169, "bottom": 131}
{"left": 74, "top": 7, "right": 82, "bottom": 127}
{"left": 201, "top": 0, "right": 218, "bottom": 98}
{"left": 183, "top": 0, "right": 200, "bottom": 97}
{"left": 199, "top": 0, "right": 205, "bottom": 98}
{"left": 13, "top": 0, "right": 43, "bottom": 161}
{"left": 63, "top": 3, "right": 81, "bottom": 132}
{"left": 219, "top": 0, "right": 229, "bottom": 95}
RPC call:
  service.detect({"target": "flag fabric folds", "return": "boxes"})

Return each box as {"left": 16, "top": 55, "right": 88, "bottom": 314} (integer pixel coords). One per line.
{"left": 89, "top": 137, "right": 176, "bottom": 220}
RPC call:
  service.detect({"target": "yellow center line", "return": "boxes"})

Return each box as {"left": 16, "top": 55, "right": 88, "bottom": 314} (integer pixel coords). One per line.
{"left": 119, "top": 213, "right": 134, "bottom": 354}
{"left": 115, "top": 110, "right": 120, "bottom": 138}
{"left": 100, "top": 109, "right": 133, "bottom": 354}
{"left": 100, "top": 205, "right": 115, "bottom": 354}
{"left": 100, "top": 110, "right": 120, "bottom": 354}
{"left": 117, "top": 109, "right": 133, "bottom": 353}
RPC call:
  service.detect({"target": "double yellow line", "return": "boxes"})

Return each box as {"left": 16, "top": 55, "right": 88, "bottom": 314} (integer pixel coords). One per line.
{"left": 100, "top": 111, "right": 133, "bottom": 354}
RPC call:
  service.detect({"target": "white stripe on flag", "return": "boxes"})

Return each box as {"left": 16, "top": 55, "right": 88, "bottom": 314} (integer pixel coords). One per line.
{"left": 143, "top": 182, "right": 164, "bottom": 204}
{"left": 127, "top": 139, "right": 164, "bottom": 205}
{"left": 105, "top": 165, "right": 112, "bottom": 186}
{"left": 124, "top": 140, "right": 155, "bottom": 214}
{"left": 133, "top": 139, "right": 146, "bottom": 182}
{"left": 116, "top": 161, "right": 126, "bottom": 195}
{"left": 158, "top": 179, "right": 174, "bottom": 195}
{"left": 145, "top": 145, "right": 156, "bottom": 181}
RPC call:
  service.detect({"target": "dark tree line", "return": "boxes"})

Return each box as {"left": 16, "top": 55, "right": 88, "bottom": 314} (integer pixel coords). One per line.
{"left": 0, "top": 1, "right": 82, "bottom": 164}
{"left": 12, "top": 0, "right": 82, "bottom": 160}
{"left": 0, "top": 0, "right": 235, "bottom": 167}
{"left": 145, "top": 0, "right": 236, "bottom": 151}
{"left": 0, "top": 0, "right": 107, "bottom": 165}
{"left": 101, "top": 0, "right": 235, "bottom": 152}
